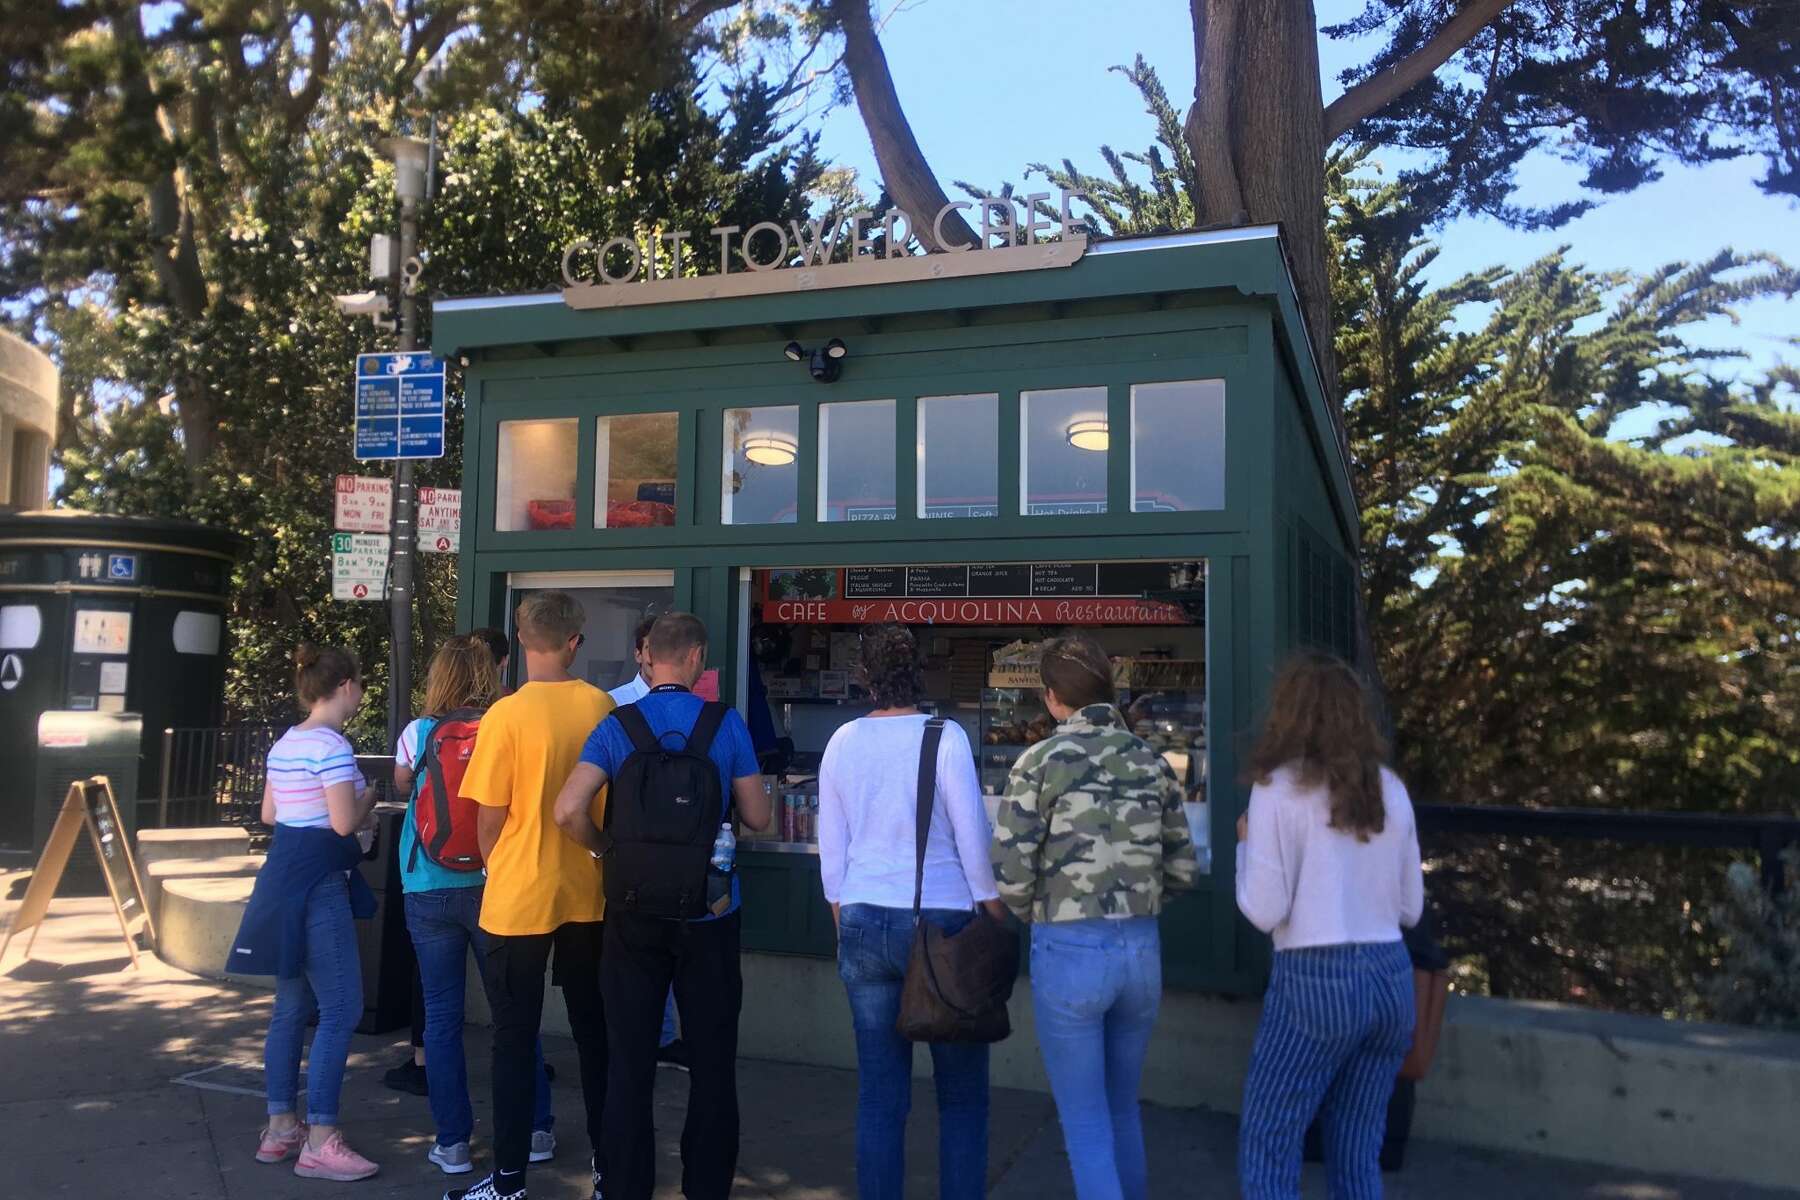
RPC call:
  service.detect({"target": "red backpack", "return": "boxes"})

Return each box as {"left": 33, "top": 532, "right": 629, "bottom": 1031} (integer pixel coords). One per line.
{"left": 409, "top": 707, "right": 486, "bottom": 872}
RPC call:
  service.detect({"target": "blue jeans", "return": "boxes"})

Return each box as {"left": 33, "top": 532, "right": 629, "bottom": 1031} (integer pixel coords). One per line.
{"left": 837, "top": 903, "right": 989, "bottom": 1200}
{"left": 404, "top": 886, "right": 553, "bottom": 1147}
{"left": 1029, "top": 917, "right": 1162, "bottom": 1200}
{"left": 265, "top": 873, "right": 362, "bottom": 1126}
{"left": 1239, "top": 942, "right": 1415, "bottom": 1200}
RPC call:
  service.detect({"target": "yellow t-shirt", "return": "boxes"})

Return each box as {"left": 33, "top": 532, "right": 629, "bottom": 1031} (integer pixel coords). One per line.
{"left": 462, "top": 678, "right": 614, "bottom": 936}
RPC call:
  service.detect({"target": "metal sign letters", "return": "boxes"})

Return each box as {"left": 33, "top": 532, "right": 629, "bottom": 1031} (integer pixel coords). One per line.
{"left": 561, "top": 190, "right": 1090, "bottom": 310}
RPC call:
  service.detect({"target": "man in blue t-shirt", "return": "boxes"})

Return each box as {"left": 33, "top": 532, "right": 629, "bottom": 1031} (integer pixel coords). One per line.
{"left": 551, "top": 612, "right": 771, "bottom": 1200}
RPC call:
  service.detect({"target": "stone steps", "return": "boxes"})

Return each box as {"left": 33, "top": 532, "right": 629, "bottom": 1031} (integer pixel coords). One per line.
{"left": 156, "top": 874, "right": 266, "bottom": 987}
{"left": 143, "top": 853, "right": 261, "bottom": 927}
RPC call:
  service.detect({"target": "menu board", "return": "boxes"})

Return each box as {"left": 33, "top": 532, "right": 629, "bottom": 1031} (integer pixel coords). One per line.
{"left": 1030, "top": 563, "right": 1098, "bottom": 596}
{"left": 845, "top": 567, "right": 905, "bottom": 598}
{"left": 969, "top": 565, "right": 1032, "bottom": 596}
{"left": 838, "top": 563, "right": 1156, "bottom": 601}
{"left": 905, "top": 567, "right": 970, "bottom": 596}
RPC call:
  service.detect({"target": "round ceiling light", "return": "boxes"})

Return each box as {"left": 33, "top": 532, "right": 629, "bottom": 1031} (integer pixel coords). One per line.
{"left": 1066, "top": 418, "right": 1109, "bottom": 452}
{"left": 743, "top": 433, "right": 798, "bottom": 467}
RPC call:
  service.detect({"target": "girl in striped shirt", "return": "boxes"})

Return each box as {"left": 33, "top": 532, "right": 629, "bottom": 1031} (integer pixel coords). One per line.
{"left": 252, "top": 643, "right": 380, "bottom": 1181}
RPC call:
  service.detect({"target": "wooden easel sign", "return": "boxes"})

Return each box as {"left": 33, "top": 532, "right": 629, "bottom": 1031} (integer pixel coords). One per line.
{"left": 0, "top": 776, "right": 156, "bottom": 969}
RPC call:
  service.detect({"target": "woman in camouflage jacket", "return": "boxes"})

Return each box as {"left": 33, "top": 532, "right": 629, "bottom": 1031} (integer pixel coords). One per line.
{"left": 991, "top": 632, "right": 1200, "bottom": 1200}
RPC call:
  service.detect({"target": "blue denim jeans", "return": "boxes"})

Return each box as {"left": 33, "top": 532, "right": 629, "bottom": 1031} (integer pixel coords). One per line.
{"left": 1029, "top": 917, "right": 1162, "bottom": 1200}
{"left": 1239, "top": 942, "right": 1415, "bottom": 1200}
{"left": 404, "top": 886, "right": 553, "bottom": 1147}
{"left": 837, "top": 903, "right": 989, "bottom": 1200}
{"left": 265, "top": 873, "right": 362, "bottom": 1126}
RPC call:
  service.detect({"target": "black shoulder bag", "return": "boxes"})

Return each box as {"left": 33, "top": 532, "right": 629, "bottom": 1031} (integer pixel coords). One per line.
{"left": 894, "top": 718, "right": 1021, "bottom": 1043}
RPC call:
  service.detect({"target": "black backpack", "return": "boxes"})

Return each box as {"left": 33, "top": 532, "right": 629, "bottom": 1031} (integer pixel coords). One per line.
{"left": 600, "top": 700, "right": 728, "bottom": 920}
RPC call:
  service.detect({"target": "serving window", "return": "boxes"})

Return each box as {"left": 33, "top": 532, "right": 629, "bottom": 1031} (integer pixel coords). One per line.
{"left": 738, "top": 559, "right": 1212, "bottom": 873}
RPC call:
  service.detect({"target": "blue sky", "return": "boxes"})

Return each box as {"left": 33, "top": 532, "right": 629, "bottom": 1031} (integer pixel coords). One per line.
{"left": 805, "top": 0, "right": 1796, "bottom": 381}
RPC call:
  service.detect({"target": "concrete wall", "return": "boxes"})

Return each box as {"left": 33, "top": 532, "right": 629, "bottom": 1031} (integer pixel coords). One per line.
{"left": 503, "top": 949, "right": 1800, "bottom": 1192}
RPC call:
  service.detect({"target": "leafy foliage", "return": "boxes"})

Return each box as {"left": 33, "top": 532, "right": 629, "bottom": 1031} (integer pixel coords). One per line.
{"left": 1325, "top": 1, "right": 1800, "bottom": 224}
{"left": 1707, "top": 849, "right": 1800, "bottom": 1029}
{"left": 3, "top": 6, "right": 826, "bottom": 742}
{"left": 1051, "top": 60, "right": 1800, "bottom": 1015}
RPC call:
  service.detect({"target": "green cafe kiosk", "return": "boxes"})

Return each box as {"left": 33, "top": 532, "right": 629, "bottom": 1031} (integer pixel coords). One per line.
{"left": 432, "top": 204, "right": 1357, "bottom": 1010}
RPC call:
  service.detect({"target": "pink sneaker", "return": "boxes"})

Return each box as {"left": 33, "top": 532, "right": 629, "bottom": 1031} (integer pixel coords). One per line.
{"left": 255, "top": 1123, "right": 307, "bottom": 1164}
{"left": 293, "top": 1131, "right": 379, "bottom": 1182}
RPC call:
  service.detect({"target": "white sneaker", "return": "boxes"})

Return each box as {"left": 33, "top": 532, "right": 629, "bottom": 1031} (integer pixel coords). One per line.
{"left": 429, "top": 1141, "right": 473, "bottom": 1175}
{"left": 529, "top": 1129, "right": 555, "bottom": 1163}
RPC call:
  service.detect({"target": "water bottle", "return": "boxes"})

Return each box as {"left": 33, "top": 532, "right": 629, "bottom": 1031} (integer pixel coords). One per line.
{"left": 706, "top": 821, "right": 736, "bottom": 911}
{"left": 710, "top": 821, "right": 736, "bottom": 872}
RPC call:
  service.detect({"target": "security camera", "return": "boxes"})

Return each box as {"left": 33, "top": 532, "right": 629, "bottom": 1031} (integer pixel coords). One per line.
{"left": 333, "top": 291, "right": 391, "bottom": 317}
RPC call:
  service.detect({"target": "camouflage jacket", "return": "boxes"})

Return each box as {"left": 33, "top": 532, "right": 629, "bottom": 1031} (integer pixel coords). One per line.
{"left": 991, "top": 703, "right": 1200, "bottom": 924}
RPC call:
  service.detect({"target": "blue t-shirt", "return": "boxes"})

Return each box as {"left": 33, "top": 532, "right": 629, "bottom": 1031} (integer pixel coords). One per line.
{"left": 397, "top": 716, "right": 485, "bottom": 895}
{"left": 579, "top": 689, "right": 759, "bottom": 921}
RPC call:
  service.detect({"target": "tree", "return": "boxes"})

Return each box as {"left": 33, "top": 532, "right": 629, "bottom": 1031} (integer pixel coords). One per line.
{"left": 1050, "top": 66, "right": 1800, "bottom": 1012}
{"left": 27, "top": 20, "right": 829, "bottom": 737}
{"left": 791, "top": 1, "right": 1798, "bottom": 393}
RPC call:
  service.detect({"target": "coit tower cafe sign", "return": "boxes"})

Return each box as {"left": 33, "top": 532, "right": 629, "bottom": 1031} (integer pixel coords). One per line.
{"left": 559, "top": 188, "right": 1091, "bottom": 310}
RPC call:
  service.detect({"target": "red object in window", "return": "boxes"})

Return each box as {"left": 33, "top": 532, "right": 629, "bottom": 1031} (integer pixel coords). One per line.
{"left": 526, "top": 499, "right": 575, "bottom": 530}
{"left": 605, "top": 500, "right": 676, "bottom": 528}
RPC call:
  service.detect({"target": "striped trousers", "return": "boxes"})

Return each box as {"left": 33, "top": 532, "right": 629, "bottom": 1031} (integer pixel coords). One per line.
{"left": 1238, "top": 941, "right": 1414, "bottom": 1199}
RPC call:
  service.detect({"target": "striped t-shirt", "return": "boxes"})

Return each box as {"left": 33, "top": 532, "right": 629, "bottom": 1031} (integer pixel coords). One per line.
{"left": 267, "top": 725, "right": 362, "bottom": 828}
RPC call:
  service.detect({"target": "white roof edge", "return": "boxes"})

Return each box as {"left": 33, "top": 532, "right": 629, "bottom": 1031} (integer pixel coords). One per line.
{"left": 434, "top": 227, "right": 1282, "bottom": 316}
{"left": 435, "top": 291, "right": 562, "bottom": 313}
{"left": 1087, "top": 225, "right": 1280, "bottom": 254}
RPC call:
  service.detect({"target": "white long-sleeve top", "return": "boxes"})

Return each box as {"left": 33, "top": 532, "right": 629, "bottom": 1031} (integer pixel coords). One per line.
{"left": 818, "top": 715, "right": 1000, "bottom": 911}
{"left": 1235, "top": 762, "right": 1425, "bottom": 950}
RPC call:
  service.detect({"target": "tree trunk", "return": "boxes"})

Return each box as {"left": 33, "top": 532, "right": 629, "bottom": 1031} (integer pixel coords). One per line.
{"left": 1187, "top": 0, "right": 1332, "bottom": 396}
{"left": 834, "top": 0, "right": 978, "bottom": 252}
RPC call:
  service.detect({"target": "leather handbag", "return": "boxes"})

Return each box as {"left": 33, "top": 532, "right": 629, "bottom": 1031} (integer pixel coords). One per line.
{"left": 894, "top": 718, "right": 1021, "bottom": 1043}
{"left": 1400, "top": 968, "right": 1450, "bottom": 1081}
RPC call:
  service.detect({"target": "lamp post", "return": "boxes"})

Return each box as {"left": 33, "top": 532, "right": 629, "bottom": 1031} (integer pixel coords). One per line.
{"left": 380, "top": 134, "right": 430, "bottom": 748}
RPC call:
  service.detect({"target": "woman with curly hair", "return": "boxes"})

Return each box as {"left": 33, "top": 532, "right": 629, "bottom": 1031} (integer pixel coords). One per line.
{"left": 817, "top": 623, "right": 1006, "bottom": 1200}
{"left": 1235, "top": 651, "right": 1425, "bottom": 1199}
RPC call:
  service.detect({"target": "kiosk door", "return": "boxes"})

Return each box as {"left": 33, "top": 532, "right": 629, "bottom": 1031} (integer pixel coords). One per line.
{"left": 504, "top": 571, "right": 676, "bottom": 695}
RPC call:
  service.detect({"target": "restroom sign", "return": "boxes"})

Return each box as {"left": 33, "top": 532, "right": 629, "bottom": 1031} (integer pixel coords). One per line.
{"left": 107, "top": 554, "right": 138, "bottom": 581}
{"left": 331, "top": 533, "right": 389, "bottom": 601}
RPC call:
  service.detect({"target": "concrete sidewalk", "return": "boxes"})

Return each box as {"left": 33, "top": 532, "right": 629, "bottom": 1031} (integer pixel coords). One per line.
{"left": 1, "top": 889, "right": 1791, "bottom": 1200}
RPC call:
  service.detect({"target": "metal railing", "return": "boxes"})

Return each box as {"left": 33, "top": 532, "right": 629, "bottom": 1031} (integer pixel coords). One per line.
{"left": 1416, "top": 803, "right": 1800, "bottom": 892}
{"left": 155, "top": 724, "right": 278, "bottom": 829}
{"left": 1414, "top": 802, "right": 1800, "bottom": 1017}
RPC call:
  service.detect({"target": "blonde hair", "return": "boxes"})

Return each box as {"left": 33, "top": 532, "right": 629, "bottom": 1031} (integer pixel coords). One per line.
{"left": 516, "top": 590, "right": 585, "bottom": 652}
{"left": 422, "top": 635, "right": 500, "bottom": 717}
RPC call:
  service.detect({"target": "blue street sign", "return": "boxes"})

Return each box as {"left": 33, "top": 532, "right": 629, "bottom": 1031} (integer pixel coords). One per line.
{"left": 107, "top": 553, "right": 138, "bottom": 581}
{"left": 354, "top": 352, "right": 446, "bottom": 460}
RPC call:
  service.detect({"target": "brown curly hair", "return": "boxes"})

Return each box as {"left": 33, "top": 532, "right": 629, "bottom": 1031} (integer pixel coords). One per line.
{"left": 857, "top": 624, "right": 923, "bottom": 709}
{"left": 1244, "top": 651, "right": 1389, "bottom": 840}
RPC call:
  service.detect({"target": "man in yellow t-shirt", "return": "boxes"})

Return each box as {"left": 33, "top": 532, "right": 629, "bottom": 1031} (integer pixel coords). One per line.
{"left": 455, "top": 591, "right": 613, "bottom": 1200}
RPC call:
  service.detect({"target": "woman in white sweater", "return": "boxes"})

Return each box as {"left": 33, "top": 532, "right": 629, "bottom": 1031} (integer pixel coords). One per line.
{"left": 1234, "top": 652, "right": 1425, "bottom": 1199}
{"left": 818, "top": 624, "right": 1006, "bottom": 1200}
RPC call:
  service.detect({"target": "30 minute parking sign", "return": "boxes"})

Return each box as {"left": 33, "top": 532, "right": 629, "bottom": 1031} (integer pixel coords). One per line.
{"left": 354, "top": 352, "right": 445, "bottom": 460}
